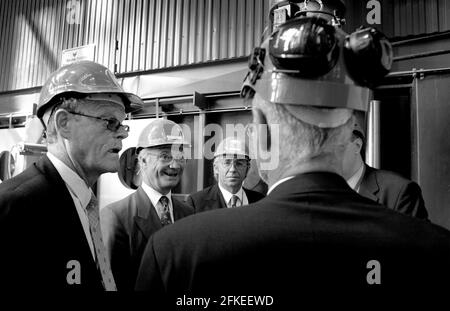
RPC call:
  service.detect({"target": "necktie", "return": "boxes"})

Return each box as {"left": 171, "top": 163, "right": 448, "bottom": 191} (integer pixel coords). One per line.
{"left": 229, "top": 195, "right": 239, "bottom": 208}
{"left": 86, "top": 193, "right": 117, "bottom": 291}
{"left": 159, "top": 196, "right": 172, "bottom": 226}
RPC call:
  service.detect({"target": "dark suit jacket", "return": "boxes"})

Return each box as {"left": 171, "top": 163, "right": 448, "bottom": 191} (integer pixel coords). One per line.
{"left": 359, "top": 165, "right": 428, "bottom": 219}
{"left": 100, "top": 186, "right": 194, "bottom": 290}
{"left": 136, "top": 173, "right": 450, "bottom": 304}
{"left": 186, "top": 184, "right": 265, "bottom": 213}
{"left": 0, "top": 155, "right": 103, "bottom": 290}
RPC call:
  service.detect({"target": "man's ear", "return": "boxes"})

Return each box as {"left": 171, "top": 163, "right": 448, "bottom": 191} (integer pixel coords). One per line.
{"left": 252, "top": 106, "right": 271, "bottom": 153}
{"left": 354, "top": 137, "right": 363, "bottom": 154}
{"left": 213, "top": 160, "right": 218, "bottom": 175}
{"left": 138, "top": 152, "right": 147, "bottom": 166}
{"left": 54, "top": 109, "right": 72, "bottom": 139}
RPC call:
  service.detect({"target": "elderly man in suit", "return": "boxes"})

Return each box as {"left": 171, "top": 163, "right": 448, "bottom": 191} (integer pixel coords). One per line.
{"left": 0, "top": 61, "right": 143, "bottom": 290}
{"left": 135, "top": 5, "right": 450, "bottom": 305}
{"left": 186, "top": 137, "right": 264, "bottom": 212}
{"left": 342, "top": 116, "right": 428, "bottom": 219}
{"left": 101, "top": 118, "right": 194, "bottom": 290}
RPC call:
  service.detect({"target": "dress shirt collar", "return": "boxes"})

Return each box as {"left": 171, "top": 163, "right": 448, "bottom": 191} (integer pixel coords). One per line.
{"left": 268, "top": 176, "right": 295, "bottom": 195}
{"left": 141, "top": 181, "right": 173, "bottom": 208}
{"left": 218, "top": 183, "right": 244, "bottom": 207}
{"left": 47, "top": 152, "right": 92, "bottom": 208}
{"left": 346, "top": 162, "right": 365, "bottom": 191}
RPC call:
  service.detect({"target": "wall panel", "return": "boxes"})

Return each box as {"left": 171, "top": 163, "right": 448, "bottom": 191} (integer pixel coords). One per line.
{"left": 0, "top": 0, "right": 268, "bottom": 93}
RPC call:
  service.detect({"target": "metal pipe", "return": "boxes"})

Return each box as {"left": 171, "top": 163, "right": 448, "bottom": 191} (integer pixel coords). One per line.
{"left": 375, "top": 83, "right": 413, "bottom": 89}
{"left": 391, "top": 31, "right": 450, "bottom": 47}
{"left": 115, "top": 57, "right": 247, "bottom": 78}
{"left": 413, "top": 78, "right": 421, "bottom": 183}
{"left": 155, "top": 98, "right": 160, "bottom": 118}
{"left": 387, "top": 67, "right": 450, "bottom": 77}
{"left": 366, "top": 100, "right": 381, "bottom": 169}
{"left": 18, "top": 142, "right": 47, "bottom": 155}
{"left": 134, "top": 106, "right": 251, "bottom": 119}
{"left": 143, "top": 91, "right": 241, "bottom": 104}
{"left": 196, "top": 114, "right": 206, "bottom": 191}
{"left": 393, "top": 49, "right": 450, "bottom": 62}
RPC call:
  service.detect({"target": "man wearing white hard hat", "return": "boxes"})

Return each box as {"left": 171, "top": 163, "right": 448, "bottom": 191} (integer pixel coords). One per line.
{"left": 101, "top": 118, "right": 193, "bottom": 290}
{"left": 186, "top": 137, "right": 264, "bottom": 213}
{"left": 136, "top": 1, "right": 450, "bottom": 302}
{"left": 0, "top": 60, "right": 143, "bottom": 290}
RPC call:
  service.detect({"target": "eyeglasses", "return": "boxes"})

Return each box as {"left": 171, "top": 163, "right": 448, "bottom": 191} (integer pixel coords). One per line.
{"left": 220, "top": 158, "right": 249, "bottom": 169}
{"left": 147, "top": 151, "right": 186, "bottom": 164}
{"left": 67, "top": 111, "right": 130, "bottom": 132}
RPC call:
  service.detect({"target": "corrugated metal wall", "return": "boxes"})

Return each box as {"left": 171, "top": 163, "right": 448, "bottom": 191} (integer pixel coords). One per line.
{"left": 3, "top": 0, "right": 450, "bottom": 93}
{"left": 0, "top": 0, "right": 269, "bottom": 93}
{"left": 115, "top": 0, "right": 269, "bottom": 73}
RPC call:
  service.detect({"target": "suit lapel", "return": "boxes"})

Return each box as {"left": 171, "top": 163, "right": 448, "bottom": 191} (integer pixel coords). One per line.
{"left": 35, "top": 155, "right": 103, "bottom": 288}
{"left": 207, "top": 184, "right": 227, "bottom": 209}
{"left": 134, "top": 187, "right": 162, "bottom": 239}
{"left": 244, "top": 188, "right": 260, "bottom": 204}
{"left": 359, "top": 165, "right": 380, "bottom": 202}
{"left": 36, "top": 156, "right": 94, "bottom": 255}
{"left": 172, "top": 198, "right": 189, "bottom": 220}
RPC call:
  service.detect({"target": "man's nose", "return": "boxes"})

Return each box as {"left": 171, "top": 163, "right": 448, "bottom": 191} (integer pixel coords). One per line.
{"left": 116, "top": 126, "right": 129, "bottom": 139}
{"left": 228, "top": 162, "right": 237, "bottom": 172}
{"left": 169, "top": 159, "right": 181, "bottom": 169}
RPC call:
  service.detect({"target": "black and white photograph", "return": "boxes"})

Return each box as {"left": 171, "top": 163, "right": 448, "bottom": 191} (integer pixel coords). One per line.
{"left": 1, "top": 0, "right": 450, "bottom": 308}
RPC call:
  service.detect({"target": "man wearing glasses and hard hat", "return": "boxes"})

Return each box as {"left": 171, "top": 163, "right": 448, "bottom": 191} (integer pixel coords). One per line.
{"left": 0, "top": 61, "right": 143, "bottom": 290}
{"left": 186, "top": 137, "right": 264, "bottom": 213}
{"left": 136, "top": 0, "right": 450, "bottom": 302}
{"left": 101, "top": 118, "right": 193, "bottom": 290}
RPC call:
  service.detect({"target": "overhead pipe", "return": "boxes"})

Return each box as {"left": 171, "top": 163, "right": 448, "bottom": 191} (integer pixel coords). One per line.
{"left": 366, "top": 100, "right": 381, "bottom": 169}
{"left": 393, "top": 49, "right": 450, "bottom": 62}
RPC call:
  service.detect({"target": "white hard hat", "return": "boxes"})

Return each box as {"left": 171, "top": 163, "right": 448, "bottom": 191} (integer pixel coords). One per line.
{"left": 37, "top": 60, "right": 143, "bottom": 120}
{"left": 137, "top": 119, "right": 190, "bottom": 152}
{"left": 214, "top": 137, "right": 249, "bottom": 158}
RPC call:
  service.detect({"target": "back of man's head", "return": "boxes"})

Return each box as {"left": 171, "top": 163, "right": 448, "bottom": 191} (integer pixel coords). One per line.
{"left": 250, "top": 93, "right": 354, "bottom": 183}
{"left": 241, "top": 8, "right": 392, "bottom": 184}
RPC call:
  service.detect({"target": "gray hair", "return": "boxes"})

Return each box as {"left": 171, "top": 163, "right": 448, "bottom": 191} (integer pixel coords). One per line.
{"left": 45, "top": 98, "right": 81, "bottom": 144}
{"left": 252, "top": 95, "right": 353, "bottom": 167}
{"left": 45, "top": 97, "right": 110, "bottom": 144}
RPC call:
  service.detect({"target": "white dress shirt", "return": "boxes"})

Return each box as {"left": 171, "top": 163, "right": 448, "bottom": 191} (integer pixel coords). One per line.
{"left": 141, "top": 182, "right": 174, "bottom": 222}
{"left": 346, "top": 163, "right": 365, "bottom": 192}
{"left": 267, "top": 176, "right": 295, "bottom": 195}
{"left": 218, "top": 183, "right": 249, "bottom": 207}
{"left": 47, "top": 152, "right": 95, "bottom": 259}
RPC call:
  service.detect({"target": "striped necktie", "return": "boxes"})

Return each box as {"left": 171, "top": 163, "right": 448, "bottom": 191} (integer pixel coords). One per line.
{"left": 159, "top": 195, "right": 172, "bottom": 226}
{"left": 229, "top": 195, "right": 239, "bottom": 208}
{"left": 86, "top": 193, "right": 117, "bottom": 291}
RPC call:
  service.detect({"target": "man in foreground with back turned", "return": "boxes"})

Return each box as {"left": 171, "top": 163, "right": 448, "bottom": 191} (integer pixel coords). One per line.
{"left": 0, "top": 61, "right": 143, "bottom": 290}
{"left": 135, "top": 3, "right": 450, "bottom": 307}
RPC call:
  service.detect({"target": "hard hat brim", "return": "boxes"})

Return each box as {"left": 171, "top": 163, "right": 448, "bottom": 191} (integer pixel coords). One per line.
{"left": 136, "top": 142, "right": 191, "bottom": 155}
{"left": 122, "top": 93, "right": 144, "bottom": 114}
{"left": 37, "top": 91, "right": 143, "bottom": 119}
